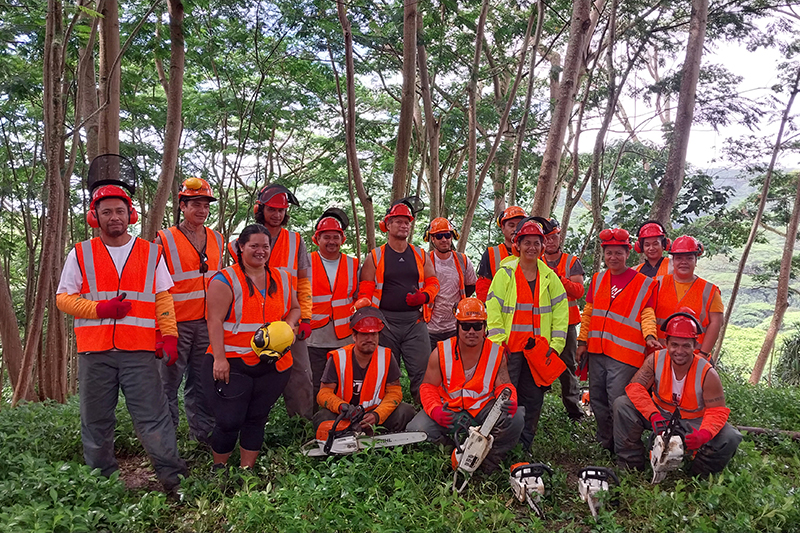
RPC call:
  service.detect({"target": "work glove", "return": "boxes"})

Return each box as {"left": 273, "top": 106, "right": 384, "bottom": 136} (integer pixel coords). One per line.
{"left": 430, "top": 406, "right": 454, "bottom": 428}
{"left": 650, "top": 413, "right": 669, "bottom": 435}
{"left": 405, "top": 289, "right": 429, "bottom": 307}
{"left": 352, "top": 297, "right": 372, "bottom": 313}
{"left": 684, "top": 428, "right": 712, "bottom": 450}
{"left": 96, "top": 294, "right": 132, "bottom": 319}
{"left": 297, "top": 321, "right": 312, "bottom": 341}
{"left": 157, "top": 335, "right": 179, "bottom": 367}
{"left": 500, "top": 399, "right": 518, "bottom": 418}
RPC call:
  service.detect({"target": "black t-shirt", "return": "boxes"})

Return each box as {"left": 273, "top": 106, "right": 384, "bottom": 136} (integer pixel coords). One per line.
{"left": 477, "top": 244, "right": 512, "bottom": 278}
{"left": 639, "top": 257, "right": 665, "bottom": 278}
{"left": 381, "top": 245, "right": 421, "bottom": 312}
{"left": 320, "top": 351, "right": 402, "bottom": 405}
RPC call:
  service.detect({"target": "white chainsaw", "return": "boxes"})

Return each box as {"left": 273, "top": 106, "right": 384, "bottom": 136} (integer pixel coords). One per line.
{"left": 301, "top": 405, "right": 427, "bottom": 457}
{"left": 650, "top": 410, "right": 686, "bottom": 484}
{"left": 578, "top": 466, "right": 619, "bottom": 518}
{"left": 451, "top": 387, "right": 512, "bottom": 493}
{"left": 509, "top": 462, "right": 552, "bottom": 519}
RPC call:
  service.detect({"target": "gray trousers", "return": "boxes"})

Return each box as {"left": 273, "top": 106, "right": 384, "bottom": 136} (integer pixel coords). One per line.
{"left": 158, "top": 319, "right": 215, "bottom": 443}
{"left": 312, "top": 402, "right": 417, "bottom": 433}
{"left": 407, "top": 401, "right": 525, "bottom": 472}
{"left": 79, "top": 351, "right": 186, "bottom": 490}
{"left": 429, "top": 329, "right": 457, "bottom": 353}
{"left": 283, "top": 337, "right": 314, "bottom": 420}
{"left": 613, "top": 395, "right": 742, "bottom": 474}
{"left": 558, "top": 324, "right": 584, "bottom": 420}
{"left": 507, "top": 351, "right": 547, "bottom": 449}
{"left": 379, "top": 309, "right": 431, "bottom": 401}
{"left": 308, "top": 346, "right": 332, "bottom": 411}
{"left": 588, "top": 352, "right": 639, "bottom": 451}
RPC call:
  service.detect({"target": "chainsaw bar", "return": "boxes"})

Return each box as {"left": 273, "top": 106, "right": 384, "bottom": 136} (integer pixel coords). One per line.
{"left": 301, "top": 431, "right": 428, "bottom": 457}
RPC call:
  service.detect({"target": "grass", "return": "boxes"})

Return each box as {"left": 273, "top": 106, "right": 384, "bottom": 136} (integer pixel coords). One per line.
{"left": 0, "top": 376, "right": 799, "bottom": 533}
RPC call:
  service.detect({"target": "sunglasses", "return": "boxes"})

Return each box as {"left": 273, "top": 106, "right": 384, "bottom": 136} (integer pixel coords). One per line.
{"left": 433, "top": 232, "right": 452, "bottom": 240}
{"left": 459, "top": 321, "right": 484, "bottom": 332}
{"left": 198, "top": 251, "right": 209, "bottom": 273}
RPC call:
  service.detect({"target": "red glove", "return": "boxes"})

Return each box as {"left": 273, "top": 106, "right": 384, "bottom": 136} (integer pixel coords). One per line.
{"left": 157, "top": 335, "right": 179, "bottom": 367}
{"left": 405, "top": 289, "right": 429, "bottom": 307}
{"left": 500, "top": 399, "right": 517, "bottom": 418}
{"left": 155, "top": 330, "right": 164, "bottom": 359}
{"left": 297, "top": 321, "right": 312, "bottom": 341}
{"left": 650, "top": 413, "right": 668, "bottom": 435}
{"left": 684, "top": 428, "right": 712, "bottom": 450}
{"left": 430, "top": 406, "right": 454, "bottom": 428}
{"left": 96, "top": 294, "right": 132, "bottom": 319}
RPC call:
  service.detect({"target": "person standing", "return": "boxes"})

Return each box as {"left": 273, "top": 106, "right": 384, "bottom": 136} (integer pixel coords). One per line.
{"left": 577, "top": 228, "right": 661, "bottom": 452}
{"left": 475, "top": 206, "right": 526, "bottom": 301}
{"left": 56, "top": 155, "right": 186, "bottom": 494}
{"left": 542, "top": 218, "right": 585, "bottom": 420}
{"left": 424, "top": 217, "right": 477, "bottom": 351}
{"left": 356, "top": 197, "right": 439, "bottom": 401}
{"left": 307, "top": 208, "right": 359, "bottom": 402}
{"left": 634, "top": 221, "right": 672, "bottom": 279}
{"left": 155, "top": 177, "right": 223, "bottom": 444}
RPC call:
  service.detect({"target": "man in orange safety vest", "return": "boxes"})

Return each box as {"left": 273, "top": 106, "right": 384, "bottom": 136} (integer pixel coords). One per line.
{"left": 475, "top": 206, "right": 526, "bottom": 301}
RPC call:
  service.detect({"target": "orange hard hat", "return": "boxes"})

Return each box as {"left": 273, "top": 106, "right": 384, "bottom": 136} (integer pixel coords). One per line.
{"left": 598, "top": 228, "right": 632, "bottom": 248}
{"left": 179, "top": 177, "right": 217, "bottom": 202}
{"left": 513, "top": 218, "right": 545, "bottom": 244}
{"left": 90, "top": 184, "right": 133, "bottom": 210}
{"left": 662, "top": 312, "right": 702, "bottom": 339}
{"left": 497, "top": 205, "right": 526, "bottom": 228}
{"left": 454, "top": 297, "right": 488, "bottom": 322}
{"left": 669, "top": 235, "right": 704, "bottom": 256}
{"left": 424, "top": 217, "right": 460, "bottom": 242}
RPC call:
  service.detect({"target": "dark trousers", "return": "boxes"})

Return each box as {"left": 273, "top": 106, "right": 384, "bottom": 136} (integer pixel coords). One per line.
{"left": 507, "top": 351, "right": 547, "bottom": 449}
{"left": 558, "top": 324, "right": 584, "bottom": 419}
{"left": 308, "top": 346, "right": 333, "bottom": 410}
{"left": 312, "top": 402, "right": 417, "bottom": 433}
{"left": 158, "top": 318, "right": 215, "bottom": 443}
{"left": 79, "top": 351, "right": 186, "bottom": 490}
{"left": 379, "top": 310, "right": 430, "bottom": 401}
{"left": 429, "top": 329, "right": 457, "bottom": 353}
{"left": 588, "top": 353, "right": 639, "bottom": 450}
{"left": 613, "top": 395, "right": 742, "bottom": 474}
{"left": 283, "top": 337, "right": 314, "bottom": 420}
{"left": 202, "top": 355, "right": 291, "bottom": 454}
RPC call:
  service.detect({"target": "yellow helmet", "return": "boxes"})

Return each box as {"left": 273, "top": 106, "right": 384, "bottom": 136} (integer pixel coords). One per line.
{"left": 251, "top": 321, "right": 295, "bottom": 364}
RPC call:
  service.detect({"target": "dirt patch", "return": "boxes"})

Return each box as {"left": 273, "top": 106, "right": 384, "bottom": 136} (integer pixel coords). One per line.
{"left": 117, "top": 455, "right": 162, "bottom": 493}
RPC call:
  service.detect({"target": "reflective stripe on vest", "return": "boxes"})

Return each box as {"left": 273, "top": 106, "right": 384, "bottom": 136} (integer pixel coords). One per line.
{"left": 652, "top": 349, "right": 710, "bottom": 419}
{"left": 439, "top": 337, "right": 502, "bottom": 416}
{"left": 332, "top": 345, "right": 390, "bottom": 410}
{"left": 507, "top": 265, "right": 542, "bottom": 352}
{"left": 158, "top": 226, "right": 224, "bottom": 321}
{"left": 655, "top": 275, "right": 717, "bottom": 347}
{"left": 310, "top": 252, "right": 359, "bottom": 338}
{"left": 488, "top": 245, "right": 510, "bottom": 277}
{"left": 73, "top": 237, "right": 159, "bottom": 352}
{"left": 270, "top": 229, "right": 301, "bottom": 288}
{"left": 555, "top": 252, "right": 581, "bottom": 325}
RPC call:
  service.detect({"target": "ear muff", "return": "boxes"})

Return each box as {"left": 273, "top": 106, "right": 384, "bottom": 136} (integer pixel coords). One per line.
{"left": 664, "top": 237, "right": 671, "bottom": 251}
{"left": 422, "top": 223, "right": 432, "bottom": 242}
{"left": 253, "top": 202, "right": 261, "bottom": 217}
{"left": 634, "top": 240, "right": 643, "bottom": 253}
{"left": 312, "top": 233, "right": 318, "bottom": 246}
{"left": 129, "top": 208, "right": 138, "bottom": 224}
{"left": 87, "top": 210, "right": 99, "bottom": 228}
{"left": 496, "top": 214, "right": 503, "bottom": 228}
{"left": 696, "top": 241, "right": 704, "bottom": 256}
{"left": 511, "top": 242, "right": 520, "bottom": 257}
{"left": 379, "top": 220, "right": 387, "bottom": 233}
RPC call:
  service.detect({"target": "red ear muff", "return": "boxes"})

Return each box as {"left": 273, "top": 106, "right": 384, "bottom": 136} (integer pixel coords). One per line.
{"left": 696, "top": 242, "right": 704, "bottom": 256}
{"left": 512, "top": 242, "right": 520, "bottom": 257}
{"left": 129, "top": 208, "right": 138, "bottom": 225}
{"left": 87, "top": 210, "right": 99, "bottom": 228}
{"left": 634, "top": 240, "right": 643, "bottom": 253}
{"left": 664, "top": 237, "right": 671, "bottom": 251}
{"left": 253, "top": 202, "right": 262, "bottom": 217}
{"left": 379, "top": 220, "right": 387, "bottom": 233}
{"left": 312, "top": 234, "right": 319, "bottom": 246}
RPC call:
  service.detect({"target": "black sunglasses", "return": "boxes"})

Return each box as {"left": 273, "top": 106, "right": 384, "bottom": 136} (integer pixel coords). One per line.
{"left": 459, "top": 321, "right": 484, "bottom": 332}
{"left": 433, "top": 232, "right": 452, "bottom": 240}
{"left": 198, "top": 251, "right": 209, "bottom": 273}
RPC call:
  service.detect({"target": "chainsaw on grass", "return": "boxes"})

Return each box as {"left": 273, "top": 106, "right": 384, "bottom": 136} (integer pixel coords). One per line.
{"left": 650, "top": 409, "right": 686, "bottom": 484}
{"left": 301, "top": 405, "right": 427, "bottom": 457}
{"left": 451, "top": 387, "right": 512, "bottom": 493}
{"left": 578, "top": 466, "right": 619, "bottom": 518}
{"left": 509, "top": 462, "right": 552, "bottom": 519}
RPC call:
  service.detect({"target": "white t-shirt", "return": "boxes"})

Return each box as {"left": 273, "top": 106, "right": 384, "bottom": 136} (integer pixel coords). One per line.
{"left": 428, "top": 252, "right": 478, "bottom": 334}
{"left": 57, "top": 236, "right": 174, "bottom": 295}
{"left": 671, "top": 368, "right": 687, "bottom": 403}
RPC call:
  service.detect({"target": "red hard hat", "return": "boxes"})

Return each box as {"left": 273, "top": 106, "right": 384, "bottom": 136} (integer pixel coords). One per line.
{"left": 663, "top": 312, "right": 701, "bottom": 339}
{"left": 669, "top": 235, "right": 704, "bottom": 256}
{"left": 179, "top": 177, "right": 217, "bottom": 201}
{"left": 256, "top": 184, "right": 299, "bottom": 210}
{"left": 454, "top": 297, "right": 487, "bottom": 321}
{"left": 497, "top": 205, "right": 526, "bottom": 228}
{"left": 315, "top": 216, "right": 345, "bottom": 237}
{"left": 638, "top": 222, "right": 666, "bottom": 239}
{"left": 513, "top": 218, "right": 545, "bottom": 244}
{"left": 598, "top": 228, "right": 632, "bottom": 248}
{"left": 90, "top": 184, "right": 133, "bottom": 210}
{"left": 350, "top": 307, "right": 386, "bottom": 333}
{"left": 386, "top": 202, "right": 414, "bottom": 221}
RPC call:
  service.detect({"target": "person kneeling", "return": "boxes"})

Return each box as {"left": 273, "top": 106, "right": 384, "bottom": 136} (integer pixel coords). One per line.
{"left": 314, "top": 307, "right": 416, "bottom": 434}
{"left": 407, "top": 298, "right": 524, "bottom": 473}
{"left": 613, "top": 312, "right": 742, "bottom": 475}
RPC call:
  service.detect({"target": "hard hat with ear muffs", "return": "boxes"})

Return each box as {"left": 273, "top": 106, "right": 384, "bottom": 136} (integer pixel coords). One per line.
{"left": 313, "top": 207, "right": 349, "bottom": 245}
{"left": 253, "top": 183, "right": 300, "bottom": 217}
{"left": 423, "top": 217, "right": 460, "bottom": 242}
{"left": 86, "top": 154, "right": 139, "bottom": 228}
{"left": 251, "top": 321, "right": 295, "bottom": 364}
{"left": 496, "top": 205, "right": 526, "bottom": 228}
{"left": 634, "top": 220, "right": 671, "bottom": 253}
{"left": 511, "top": 217, "right": 545, "bottom": 256}
{"left": 87, "top": 185, "right": 138, "bottom": 228}
{"left": 379, "top": 196, "right": 425, "bottom": 233}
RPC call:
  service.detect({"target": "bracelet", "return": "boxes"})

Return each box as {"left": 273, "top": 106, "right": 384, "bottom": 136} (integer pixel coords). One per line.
{"left": 699, "top": 350, "right": 710, "bottom": 357}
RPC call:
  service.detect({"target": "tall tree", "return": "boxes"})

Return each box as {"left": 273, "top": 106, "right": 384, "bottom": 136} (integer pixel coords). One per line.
{"left": 392, "top": 0, "right": 417, "bottom": 201}
{"left": 97, "top": 0, "right": 120, "bottom": 153}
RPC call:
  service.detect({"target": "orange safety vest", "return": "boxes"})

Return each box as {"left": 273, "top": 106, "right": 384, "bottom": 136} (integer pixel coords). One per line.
{"left": 635, "top": 257, "right": 672, "bottom": 279}
{"left": 371, "top": 244, "right": 432, "bottom": 322}
{"left": 507, "top": 267, "right": 543, "bottom": 353}
{"left": 429, "top": 250, "right": 468, "bottom": 298}
{"left": 551, "top": 252, "right": 582, "bottom": 325}
{"left": 651, "top": 349, "right": 711, "bottom": 420}
{"left": 438, "top": 337, "right": 503, "bottom": 416}
{"left": 227, "top": 228, "right": 303, "bottom": 288}
{"left": 157, "top": 226, "right": 224, "bottom": 322}
{"left": 655, "top": 275, "right": 720, "bottom": 346}
{"left": 487, "top": 244, "right": 510, "bottom": 277}
{"left": 74, "top": 237, "right": 159, "bottom": 353}
{"left": 216, "top": 263, "right": 293, "bottom": 372}
{"left": 587, "top": 269, "right": 656, "bottom": 368}
{"left": 310, "top": 252, "right": 359, "bottom": 339}
{"left": 328, "top": 344, "right": 391, "bottom": 410}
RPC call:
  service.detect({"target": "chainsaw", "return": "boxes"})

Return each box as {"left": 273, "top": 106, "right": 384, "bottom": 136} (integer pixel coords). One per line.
{"left": 650, "top": 409, "right": 686, "bottom": 484}
{"left": 451, "top": 387, "right": 512, "bottom": 493}
{"left": 301, "top": 405, "right": 427, "bottom": 457}
{"left": 509, "top": 462, "right": 552, "bottom": 519}
{"left": 578, "top": 466, "right": 619, "bottom": 518}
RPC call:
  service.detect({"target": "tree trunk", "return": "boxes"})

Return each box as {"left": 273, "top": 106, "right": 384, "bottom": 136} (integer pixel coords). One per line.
{"left": 336, "top": 3, "right": 376, "bottom": 250}
{"left": 416, "top": 12, "right": 441, "bottom": 218}
{"left": 78, "top": 0, "right": 101, "bottom": 160}
{"left": 715, "top": 68, "right": 800, "bottom": 364}
{"left": 750, "top": 174, "right": 800, "bottom": 384}
{"left": 464, "top": 0, "right": 490, "bottom": 223}
{"left": 531, "top": 0, "right": 592, "bottom": 217}
{"left": 97, "top": 0, "right": 120, "bottom": 154}
{"left": 0, "top": 264, "right": 34, "bottom": 401}
{"left": 143, "top": 0, "right": 185, "bottom": 241}
{"left": 392, "top": 0, "right": 417, "bottom": 201}
{"left": 649, "top": 0, "right": 708, "bottom": 225}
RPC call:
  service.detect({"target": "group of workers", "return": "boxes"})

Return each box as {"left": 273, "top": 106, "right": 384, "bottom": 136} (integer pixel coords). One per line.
{"left": 55, "top": 154, "right": 741, "bottom": 497}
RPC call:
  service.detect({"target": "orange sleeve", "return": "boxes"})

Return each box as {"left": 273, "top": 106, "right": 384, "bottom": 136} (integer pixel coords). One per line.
{"left": 699, "top": 406, "right": 730, "bottom": 438}
{"left": 641, "top": 307, "right": 658, "bottom": 340}
{"left": 561, "top": 277, "right": 585, "bottom": 300}
{"left": 317, "top": 386, "right": 345, "bottom": 414}
{"left": 578, "top": 303, "right": 593, "bottom": 342}
{"left": 373, "top": 384, "right": 403, "bottom": 424}
{"left": 493, "top": 383, "right": 518, "bottom": 404}
{"left": 422, "top": 276, "right": 440, "bottom": 302}
{"left": 56, "top": 292, "right": 99, "bottom": 319}
{"left": 155, "top": 291, "right": 178, "bottom": 337}
{"left": 419, "top": 382, "right": 443, "bottom": 417}
{"left": 357, "top": 280, "right": 376, "bottom": 301}
{"left": 475, "top": 277, "right": 491, "bottom": 302}
{"left": 709, "top": 288, "right": 724, "bottom": 314}
{"left": 625, "top": 382, "right": 659, "bottom": 420}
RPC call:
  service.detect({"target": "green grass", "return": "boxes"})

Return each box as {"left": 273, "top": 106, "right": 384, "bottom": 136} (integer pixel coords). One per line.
{"left": 0, "top": 377, "right": 798, "bottom": 533}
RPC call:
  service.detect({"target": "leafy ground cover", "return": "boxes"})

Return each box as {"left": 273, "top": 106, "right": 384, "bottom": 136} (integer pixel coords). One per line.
{"left": 1, "top": 375, "right": 798, "bottom": 533}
